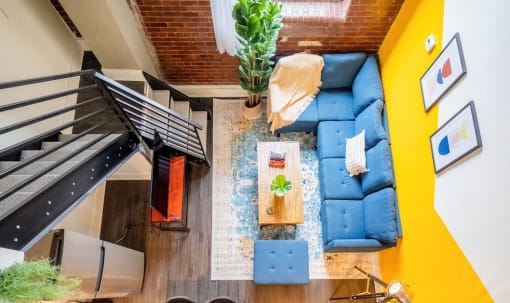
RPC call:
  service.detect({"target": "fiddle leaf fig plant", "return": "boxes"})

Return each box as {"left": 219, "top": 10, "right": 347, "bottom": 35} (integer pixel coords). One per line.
{"left": 232, "top": 0, "right": 283, "bottom": 108}
{"left": 0, "top": 259, "right": 81, "bottom": 303}
{"left": 270, "top": 174, "right": 292, "bottom": 197}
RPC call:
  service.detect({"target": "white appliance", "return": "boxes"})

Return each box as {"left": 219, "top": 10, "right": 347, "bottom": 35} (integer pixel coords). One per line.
{"left": 50, "top": 229, "right": 144, "bottom": 299}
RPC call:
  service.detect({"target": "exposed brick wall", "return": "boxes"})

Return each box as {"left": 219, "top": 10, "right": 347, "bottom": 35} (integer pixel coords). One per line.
{"left": 135, "top": 0, "right": 404, "bottom": 84}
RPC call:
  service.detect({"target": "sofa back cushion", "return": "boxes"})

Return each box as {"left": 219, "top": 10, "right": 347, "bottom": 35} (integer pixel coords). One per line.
{"left": 362, "top": 139, "right": 395, "bottom": 194}
{"left": 321, "top": 53, "right": 367, "bottom": 89}
{"left": 352, "top": 55, "right": 384, "bottom": 115}
{"left": 363, "top": 188, "right": 398, "bottom": 244}
{"left": 355, "top": 99, "right": 388, "bottom": 149}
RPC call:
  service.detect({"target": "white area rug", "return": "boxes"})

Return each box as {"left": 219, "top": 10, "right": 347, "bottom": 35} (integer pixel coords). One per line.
{"left": 211, "top": 98, "right": 379, "bottom": 280}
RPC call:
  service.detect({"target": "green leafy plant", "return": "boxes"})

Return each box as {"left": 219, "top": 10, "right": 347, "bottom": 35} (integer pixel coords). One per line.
{"left": 270, "top": 174, "right": 292, "bottom": 197}
{"left": 232, "top": 0, "right": 283, "bottom": 108}
{"left": 0, "top": 259, "right": 81, "bottom": 303}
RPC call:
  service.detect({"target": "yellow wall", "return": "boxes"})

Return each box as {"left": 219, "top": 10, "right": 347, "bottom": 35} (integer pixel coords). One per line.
{"left": 377, "top": 0, "right": 492, "bottom": 301}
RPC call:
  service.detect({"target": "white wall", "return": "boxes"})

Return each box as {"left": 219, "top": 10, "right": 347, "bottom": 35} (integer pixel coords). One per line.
{"left": 59, "top": 0, "right": 160, "bottom": 77}
{"left": 0, "top": 0, "right": 83, "bottom": 149}
{"left": 435, "top": 0, "right": 510, "bottom": 300}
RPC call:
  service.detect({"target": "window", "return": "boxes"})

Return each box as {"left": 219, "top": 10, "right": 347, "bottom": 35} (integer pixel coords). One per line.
{"left": 279, "top": 0, "right": 351, "bottom": 21}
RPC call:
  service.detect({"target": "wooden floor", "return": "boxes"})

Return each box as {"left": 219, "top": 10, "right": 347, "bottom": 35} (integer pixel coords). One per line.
{"left": 103, "top": 119, "right": 376, "bottom": 303}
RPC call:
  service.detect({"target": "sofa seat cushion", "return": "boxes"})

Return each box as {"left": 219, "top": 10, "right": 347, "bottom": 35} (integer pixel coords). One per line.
{"left": 321, "top": 53, "right": 367, "bottom": 89}
{"left": 355, "top": 99, "right": 388, "bottom": 149}
{"left": 362, "top": 140, "right": 395, "bottom": 194}
{"left": 363, "top": 188, "right": 398, "bottom": 244}
{"left": 274, "top": 97, "right": 319, "bottom": 134}
{"left": 319, "top": 158, "right": 364, "bottom": 200}
{"left": 352, "top": 55, "right": 384, "bottom": 115}
{"left": 317, "top": 121, "right": 355, "bottom": 160}
{"left": 320, "top": 200, "right": 365, "bottom": 245}
{"left": 316, "top": 89, "right": 355, "bottom": 121}
{"left": 253, "top": 240, "right": 309, "bottom": 284}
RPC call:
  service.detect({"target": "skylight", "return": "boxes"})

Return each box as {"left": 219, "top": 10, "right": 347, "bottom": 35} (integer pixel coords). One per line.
{"left": 279, "top": 0, "right": 351, "bottom": 21}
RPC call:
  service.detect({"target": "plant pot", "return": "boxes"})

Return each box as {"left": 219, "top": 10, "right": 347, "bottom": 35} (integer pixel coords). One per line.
{"left": 242, "top": 101, "right": 263, "bottom": 120}
{"left": 274, "top": 193, "right": 285, "bottom": 202}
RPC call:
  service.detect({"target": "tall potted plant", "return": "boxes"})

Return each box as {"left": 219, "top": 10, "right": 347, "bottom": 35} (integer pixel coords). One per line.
{"left": 232, "top": 0, "right": 283, "bottom": 119}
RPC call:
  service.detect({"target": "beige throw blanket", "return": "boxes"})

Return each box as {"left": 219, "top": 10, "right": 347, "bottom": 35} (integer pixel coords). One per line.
{"left": 267, "top": 53, "right": 324, "bottom": 132}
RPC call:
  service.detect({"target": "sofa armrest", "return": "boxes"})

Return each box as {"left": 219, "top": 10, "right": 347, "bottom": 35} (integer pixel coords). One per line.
{"left": 324, "top": 239, "right": 384, "bottom": 252}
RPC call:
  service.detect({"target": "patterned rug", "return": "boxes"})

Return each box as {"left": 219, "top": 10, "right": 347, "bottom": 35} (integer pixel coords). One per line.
{"left": 211, "top": 98, "right": 379, "bottom": 280}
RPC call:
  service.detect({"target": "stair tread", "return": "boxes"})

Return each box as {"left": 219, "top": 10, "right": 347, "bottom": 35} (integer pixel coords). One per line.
{"left": 58, "top": 133, "right": 121, "bottom": 142}
{"left": 21, "top": 149, "right": 97, "bottom": 162}
{"left": 151, "top": 90, "right": 170, "bottom": 108}
{"left": 0, "top": 193, "right": 34, "bottom": 220}
{"left": 0, "top": 174, "right": 59, "bottom": 192}
{"left": 41, "top": 139, "right": 110, "bottom": 151}
{"left": 171, "top": 101, "right": 190, "bottom": 118}
{"left": 21, "top": 134, "right": 121, "bottom": 161}
{"left": 0, "top": 160, "right": 79, "bottom": 175}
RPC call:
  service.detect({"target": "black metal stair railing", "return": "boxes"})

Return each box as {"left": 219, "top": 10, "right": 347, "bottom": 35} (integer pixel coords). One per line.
{"left": 93, "top": 73, "right": 209, "bottom": 167}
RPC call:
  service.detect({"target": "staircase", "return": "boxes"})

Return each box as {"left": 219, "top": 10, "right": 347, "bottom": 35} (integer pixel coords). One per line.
{"left": 150, "top": 89, "right": 208, "bottom": 158}
{"left": 0, "top": 70, "right": 209, "bottom": 250}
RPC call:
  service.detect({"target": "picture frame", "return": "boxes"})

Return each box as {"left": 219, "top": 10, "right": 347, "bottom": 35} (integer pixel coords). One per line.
{"left": 430, "top": 101, "right": 482, "bottom": 174}
{"left": 420, "top": 32, "right": 467, "bottom": 112}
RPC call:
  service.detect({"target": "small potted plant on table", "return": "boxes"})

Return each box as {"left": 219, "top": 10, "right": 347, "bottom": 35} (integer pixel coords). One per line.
{"left": 270, "top": 174, "right": 292, "bottom": 198}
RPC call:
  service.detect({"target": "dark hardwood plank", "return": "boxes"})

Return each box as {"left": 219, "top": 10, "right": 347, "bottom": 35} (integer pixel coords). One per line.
{"left": 100, "top": 180, "right": 150, "bottom": 252}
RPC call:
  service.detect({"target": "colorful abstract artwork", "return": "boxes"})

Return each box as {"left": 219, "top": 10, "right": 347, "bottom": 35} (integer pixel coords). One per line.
{"left": 430, "top": 101, "right": 482, "bottom": 173}
{"left": 420, "top": 33, "right": 467, "bottom": 111}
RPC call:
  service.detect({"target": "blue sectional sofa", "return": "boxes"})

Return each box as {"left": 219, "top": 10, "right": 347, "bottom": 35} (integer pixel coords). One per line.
{"left": 276, "top": 53, "right": 402, "bottom": 252}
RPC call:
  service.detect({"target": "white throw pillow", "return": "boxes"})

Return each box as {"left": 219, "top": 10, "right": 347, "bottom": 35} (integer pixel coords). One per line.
{"left": 345, "top": 130, "right": 369, "bottom": 176}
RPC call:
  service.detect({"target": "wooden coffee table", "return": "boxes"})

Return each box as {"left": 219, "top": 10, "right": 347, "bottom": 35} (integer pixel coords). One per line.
{"left": 257, "top": 141, "right": 304, "bottom": 225}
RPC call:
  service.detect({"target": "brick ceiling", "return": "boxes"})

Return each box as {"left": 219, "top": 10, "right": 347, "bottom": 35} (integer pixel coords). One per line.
{"left": 136, "top": 0, "right": 404, "bottom": 84}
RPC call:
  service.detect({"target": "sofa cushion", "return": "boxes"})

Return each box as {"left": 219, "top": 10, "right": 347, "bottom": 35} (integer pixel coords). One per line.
{"left": 319, "top": 158, "right": 364, "bottom": 200}
{"left": 355, "top": 99, "right": 387, "bottom": 149}
{"left": 362, "top": 140, "right": 394, "bottom": 194}
{"left": 352, "top": 55, "right": 384, "bottom": 115}
{"left": 316, "top": 89, "right": 355, "bottom": 121}
{"left": 345, "top": 130, "right": 368, "bottom": 176}
{"left": 363, "top": 188, "right": 398, "bottom": 244}
{"left": 253, "top": 240, "right": 309, "bottom": 284}
{"left": 274, "top": 97, "right": 319, "bottom": 134}
{"left": 321, "top": 53, "right": 367, "bottom": 89}
{"left": 317, "top": 121, "right": 355, "bottom": 160}
{"left": 320, "top": 200, "right": 365, "bottom": 245}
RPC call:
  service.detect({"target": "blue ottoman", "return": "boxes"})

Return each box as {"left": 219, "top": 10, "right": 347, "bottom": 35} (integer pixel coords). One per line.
{"left": 253, "top": 240, "right": 309, "bottom": 284}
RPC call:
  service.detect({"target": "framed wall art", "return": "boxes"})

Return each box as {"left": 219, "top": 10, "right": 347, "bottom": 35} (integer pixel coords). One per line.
{"left": 420, "top": 32, "right": 467, "bottom": 111}
{"left": 430, "top": 101, "right": 482, "bottom": 174}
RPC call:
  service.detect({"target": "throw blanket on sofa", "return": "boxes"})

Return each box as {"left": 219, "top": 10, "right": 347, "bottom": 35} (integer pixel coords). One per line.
{"left": 267, "top": 53, "right": 324, "bottom": 133}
